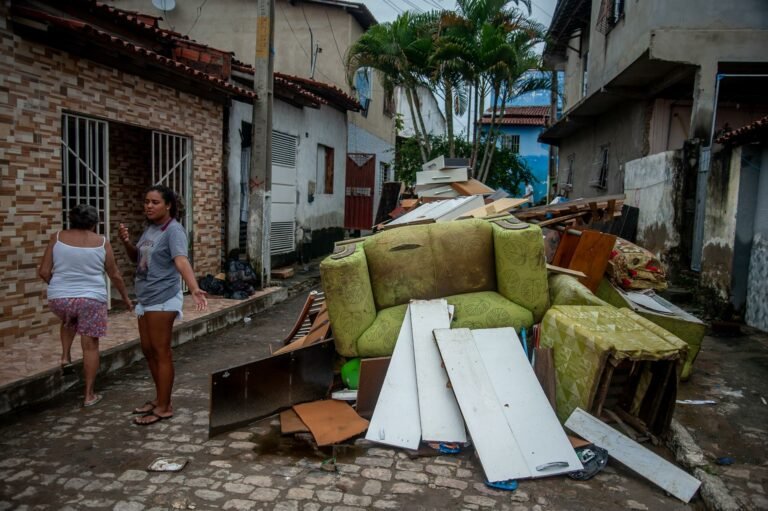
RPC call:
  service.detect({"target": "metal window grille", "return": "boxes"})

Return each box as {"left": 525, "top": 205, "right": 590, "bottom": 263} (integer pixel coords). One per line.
{"left": 501, "top": 135, "right": 520, "bottom": 154}
{"left": 597, "top": 0, "right": 624, "bottom": 34}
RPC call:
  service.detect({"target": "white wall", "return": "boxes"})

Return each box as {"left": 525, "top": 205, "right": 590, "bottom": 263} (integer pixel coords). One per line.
{"left": 395, "top": 85, "right": 447, "bottom": 138}
{"left": 227, "top": 99, "right": 347, "bottom": 252}
{"left": 624, "top": 151, "right": 680, "bottom": 263}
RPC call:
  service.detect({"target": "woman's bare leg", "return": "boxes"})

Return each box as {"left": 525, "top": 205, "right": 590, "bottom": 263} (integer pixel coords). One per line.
{"left": 81, "top": 335, "right": 100, "bottom": 404}
{"left": 60, "top": 323, "right": 76, "bottom": 365}
{"left": 134, "top": 311, "right": 176, "bottom": 424}
{"left": 135, "top": 315, "right": 159, "bottom": 413}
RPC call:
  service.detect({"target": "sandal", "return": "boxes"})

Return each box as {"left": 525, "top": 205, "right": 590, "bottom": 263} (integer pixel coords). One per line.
{"left": 83, "top": 394, "right": 103, "bottom": 407}
{"left": 132, "top": 401, "right": 156, "bottom": 414}
{"left": 133, "top": 411, "right": 173, "bottom": 426}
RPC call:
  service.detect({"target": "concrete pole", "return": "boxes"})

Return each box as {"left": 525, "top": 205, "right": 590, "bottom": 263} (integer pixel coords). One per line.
{"left": 548, "top": 70, "right": 559, "bottom": 203}
{"left": 248, "top": 0, "right": 274, "bottom": 288}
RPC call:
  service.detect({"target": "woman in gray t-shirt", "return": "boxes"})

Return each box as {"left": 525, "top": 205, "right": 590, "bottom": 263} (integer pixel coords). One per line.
{"left": 118, "top": 185, "right": 207, "bottom": 426}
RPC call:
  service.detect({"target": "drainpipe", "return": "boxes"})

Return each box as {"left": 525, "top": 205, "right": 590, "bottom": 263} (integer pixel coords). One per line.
{"left": 691, "top": 73, "right": 768, "bottom": 272}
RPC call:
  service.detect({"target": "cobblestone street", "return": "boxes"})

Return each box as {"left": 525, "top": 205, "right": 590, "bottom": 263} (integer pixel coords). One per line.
{"left": 0, "top": 293, "right": 697, "bottom": 510}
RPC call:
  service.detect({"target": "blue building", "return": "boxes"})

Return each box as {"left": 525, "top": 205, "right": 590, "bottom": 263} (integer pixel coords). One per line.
{"left": 480, "top": 106, "right": 551, "bottom": 204}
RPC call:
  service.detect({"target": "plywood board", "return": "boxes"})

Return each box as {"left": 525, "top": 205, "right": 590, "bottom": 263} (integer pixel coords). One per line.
{"left": 460, "top": 197, "right": 529, "bottom": 218}
{"left": 293, "top": 400, "right": 369, "bottom": 446}
{"left": 533, "top": 347, "right": 557, "bottom": 412}
{"left": 434, "top": 328, "right": 529, "bottom": 482}
{"left": 565, "top": 408, "right": 701, "bottom": 502}
{"left": 280, "top": 409, "right": 309, "bottom": 434}
{"left": 473, "top": 328, "right": 583, "bottom": 478}
{"left": 411, "top": 300, "right": 467, "bottom": 443}
{"left": 551, "top": 230, "right": 581, "bottom": 268}
{"left": 568, "top": 230, "right": 617, "bottom": 292}
{"left": 365, "top": 307, "right": 421, "bottom": 449}
{"left": 356, "top": 357, "right": 391, "bottom": 419}
{"left": 450, "top": 179, "right": 495, "bottom": 196}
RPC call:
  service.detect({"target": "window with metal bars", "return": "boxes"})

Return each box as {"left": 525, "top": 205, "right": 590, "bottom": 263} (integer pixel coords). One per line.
{"left": 500, "top": 134, "right": 520, "bottom": 154}
{"left": 591, "top": 145, "right": 610, "bottom": 189}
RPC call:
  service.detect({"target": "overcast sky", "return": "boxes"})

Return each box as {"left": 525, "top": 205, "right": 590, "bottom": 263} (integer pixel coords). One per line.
{"left": 365, "top": 0, "right": 558, "bottom": 28}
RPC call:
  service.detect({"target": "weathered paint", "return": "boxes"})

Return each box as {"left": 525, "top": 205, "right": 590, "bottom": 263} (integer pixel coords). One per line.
{"left": 745, "top": 146, "right": 768, "bottom": 332}
{"left": 700, "top": 148, "right": 742, "bottom": 300}
{"left": 624, "top": 151, "right": 681, "bottom": 265}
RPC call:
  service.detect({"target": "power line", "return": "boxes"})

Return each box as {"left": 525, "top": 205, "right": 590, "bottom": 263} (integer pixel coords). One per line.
{"left": 185, "top": 0, "right": 209, "bottom": 36}
{"left": 383, "top": 0, "right": 404, "bottom": 14}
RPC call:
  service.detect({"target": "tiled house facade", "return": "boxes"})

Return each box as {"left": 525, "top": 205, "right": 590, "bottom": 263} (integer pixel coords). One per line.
{"left": 0, "top": 3, "right": 232, "bottom": 347}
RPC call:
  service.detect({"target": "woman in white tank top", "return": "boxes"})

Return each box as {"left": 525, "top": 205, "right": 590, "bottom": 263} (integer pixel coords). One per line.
{"left": 38, "top": 204, "right": 133, "bottom": 407}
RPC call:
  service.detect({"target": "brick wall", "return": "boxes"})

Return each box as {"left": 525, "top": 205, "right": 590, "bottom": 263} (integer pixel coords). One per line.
{"left": 0, "top": 23, "right": 225, "bottom": 348}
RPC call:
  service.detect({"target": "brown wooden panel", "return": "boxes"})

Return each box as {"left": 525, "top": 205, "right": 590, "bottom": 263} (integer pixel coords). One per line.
{"left": 552, "top": 231, "right": 581, "bottom": 268}
{"left": 356, "top": 356, "right": 391, "bottom": 419}
{"left": 568, "top": 230, "right": 617, "bottom": 292}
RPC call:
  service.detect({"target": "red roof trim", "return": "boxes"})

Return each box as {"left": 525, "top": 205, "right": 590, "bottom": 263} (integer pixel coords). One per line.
{"left": 716, "top": 114, "right": 768, "bottom": 146}
{"left": 11, "top": 5, "right": 255, "bottom": 100}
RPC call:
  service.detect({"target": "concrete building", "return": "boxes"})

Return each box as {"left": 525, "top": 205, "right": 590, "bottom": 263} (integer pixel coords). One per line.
{"left": 540, "top": 0, "right": 768, "bottom": 302}
{"left": 395, "top": 85, "right": 447, "bottom": 140}
{"left": 112, "top": 0, "right": 396, "bottom": 233}
{"left": 480, "top": 106, "right": 551, "bottom": 203}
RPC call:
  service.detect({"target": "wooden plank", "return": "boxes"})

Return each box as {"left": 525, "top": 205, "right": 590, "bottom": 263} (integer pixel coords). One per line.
{"left": 533, "top": 347, "right": 557, "bottom": 412}
{"left": 565, "top": 408, "right": 701, "bottom": 503}
{"left": 551, "top": 231, "right": 581, "bottom": 268}
{"left": 271, "top": 266, "right": 295, "bottom": 279}
{"left": 567, "top": 230, "right": 617, "bottom": 292}
{"left": 473, "top": 328, "right": 583, "bottom": 478}
{"left": 535, "top": 212, "right": 585, "bottom": 227}
{"left": 459, "top": 197, "right": 529, "bottom": 218}
{"left": 365, "top": 307, "right": 421, "bottom": 449}
{"left": 434, "top": 328, "right": 529, "bottom": 482}
{"left": 546, "top": 264, "right": 587, "bottom": 279}
{"left": 356, "top": 357, "right": 391, "bottom": 419}
{"left": 411, "top": 300, "right": 467, "bottom": 443}
{"left": 280, "top": 409, "right": 309, "bottom": 434}
{"left": 293, "top": 400, "right": 369, "bottom": 446}
{"left": 450, "top": 178, "right": 495, "bottom": 196}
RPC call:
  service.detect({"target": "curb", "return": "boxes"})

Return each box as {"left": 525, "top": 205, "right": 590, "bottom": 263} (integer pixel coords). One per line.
{"left": 0, "top": 274, "right": 320, "bottom": 421}
{"left": 667, "top": 419, "right": 742, "bottom": 511}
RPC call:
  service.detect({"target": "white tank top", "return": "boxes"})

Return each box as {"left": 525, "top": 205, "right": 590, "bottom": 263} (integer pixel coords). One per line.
{"left": 47, "top": 232, "right": 108, "bottom": 303}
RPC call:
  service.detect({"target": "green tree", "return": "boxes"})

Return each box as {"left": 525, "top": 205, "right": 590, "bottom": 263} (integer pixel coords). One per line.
{"left": 395, "top": 133, "right": 533, "bottom": 195}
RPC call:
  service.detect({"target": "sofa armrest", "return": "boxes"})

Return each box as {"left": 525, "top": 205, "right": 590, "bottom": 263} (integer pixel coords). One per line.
{"left": 492, "top": 221, "right": 549, "bottom": 322}
{"left": 549, "top": 274, "right": 611, "bottom": 307}
{"left": 320, "top": 243, "right": 377, "bottom": 357}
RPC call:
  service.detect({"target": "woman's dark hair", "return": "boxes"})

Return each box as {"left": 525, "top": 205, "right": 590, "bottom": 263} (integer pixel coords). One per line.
{"left": 145, "top": 184, "right": 179, "bottom": 220}
{"left": 69, "top": 204, "right": 99, "bottom": 230}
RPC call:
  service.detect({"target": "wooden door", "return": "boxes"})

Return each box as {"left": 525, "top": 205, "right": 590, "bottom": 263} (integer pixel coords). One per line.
{"left": 344, "top": 153, "right": 376, "bottom": 230}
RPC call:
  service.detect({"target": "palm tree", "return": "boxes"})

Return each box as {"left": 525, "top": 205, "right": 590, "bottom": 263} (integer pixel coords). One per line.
{"left": 346, "top": 12, "right": 435, "bottom": 162}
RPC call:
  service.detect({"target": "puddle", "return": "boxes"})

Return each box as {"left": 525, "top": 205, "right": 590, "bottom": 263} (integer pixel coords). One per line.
{"left": 250, "top": 419, "right": 366, "bottom": 463}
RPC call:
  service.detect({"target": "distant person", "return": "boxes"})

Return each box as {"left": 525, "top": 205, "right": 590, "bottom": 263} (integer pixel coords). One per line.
{"left": 522, "top": 181, "right": 535, "bottom": 207}
{"left": 118, "top": 185, "right": 207, "bottom": 426}
{"left": 38, "top": 204, "right": 133, "bottom": 407}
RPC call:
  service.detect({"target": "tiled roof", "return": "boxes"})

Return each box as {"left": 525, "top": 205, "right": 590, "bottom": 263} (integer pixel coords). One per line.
{"left": 233, "top": 59, "right": 360, "bottom": 111}
{"left": 480, "top": 106, "right": 550, "bottom": 126}
{"left": 716, "top": 115, "right": 768, "bottom": 146}
{"left": 11, "top": 3, "right": 255, "bottom": 100}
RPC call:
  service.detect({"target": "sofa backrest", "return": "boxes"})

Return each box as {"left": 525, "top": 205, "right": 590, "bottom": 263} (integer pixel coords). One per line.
{"left": 363, "top": 219, "right": 496, "bottom": 310}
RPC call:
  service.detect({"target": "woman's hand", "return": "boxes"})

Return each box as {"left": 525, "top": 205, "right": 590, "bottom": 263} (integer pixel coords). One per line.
{"left": 191, "top": 288, "right": 208, "bottom": 311}
{"left": 125, "top": 298, "right": 134, "bottom": 312}
{"left": 118, "top": 223, "right": 130, "bottom": 244}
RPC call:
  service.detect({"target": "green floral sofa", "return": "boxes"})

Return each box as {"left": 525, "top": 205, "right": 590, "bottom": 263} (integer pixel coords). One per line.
{"left": 320, "top": 218, "right": 549, "bottom": 357}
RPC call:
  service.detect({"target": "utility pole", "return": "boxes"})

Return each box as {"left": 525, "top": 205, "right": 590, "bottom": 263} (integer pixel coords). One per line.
{"left": 547, "top": 70, "right": 559, "bottom": 203}
{"left": 248, "top": 0, "right": 274, "bottom": 288}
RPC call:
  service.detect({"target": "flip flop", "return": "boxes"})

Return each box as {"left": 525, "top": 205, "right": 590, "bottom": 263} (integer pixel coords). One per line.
{"left": 134, "top": 411, "right": 173, "bottom": 426}
{"left": 83, "top": 394, "right": 103, "bottom": 407}
{"left": 132, "top": 401, "right": 156, "bottom": 414}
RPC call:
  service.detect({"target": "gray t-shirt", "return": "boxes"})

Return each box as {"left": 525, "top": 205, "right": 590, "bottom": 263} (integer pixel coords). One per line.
{"left": 134, "top": 219, "right": 188, "bottom": 306}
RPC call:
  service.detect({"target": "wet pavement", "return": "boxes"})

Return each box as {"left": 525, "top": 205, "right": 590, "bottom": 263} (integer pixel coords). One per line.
{"left": 0, "top": 290, "right": 710, "bottom": 511}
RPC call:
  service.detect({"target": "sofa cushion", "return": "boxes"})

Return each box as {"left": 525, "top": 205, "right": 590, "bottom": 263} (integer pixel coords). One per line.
{"left": 430, "top": 221, "right": 496, "bottom": 298}
{"left": 448, "top": 291, "right": 533, "bottom": 330}
{"left": 364, "top": 224, "right": 437, "bottom": 310}
{"left": 493, "top": 222, "right": 549, "bottom": 322}
{"left": 355, "top": 291, "right": 533, "bottom": 358}
{"left": 363, "top": 220, "right": 497, "bottom": 311}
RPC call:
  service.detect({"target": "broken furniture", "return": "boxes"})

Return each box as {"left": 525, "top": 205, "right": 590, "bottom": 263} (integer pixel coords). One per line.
{"left": 383, "top": 195, "right": 485, "bottom": 229}
{"left": 320, "top": 217, "right": 549, "bottom": 357}
{"left": 278, "top": 290, "right": 326, "bottom": 347}
{"left": 606, "top": 237, "right": 667, "bottom": 291}
{"left": 514, "top": 194, "right": 625, "bottom": 228}
{"left": 551, "top": 228, "right": 617, "bottom": 293}
{"left": 208, "top": 340, "right": 335, "bottom": 437}
{"left": 540, "top": 305, "right": 688, "bottom": 436}
{"left": 597, "top": 280, "right": 705, "bottom": 381}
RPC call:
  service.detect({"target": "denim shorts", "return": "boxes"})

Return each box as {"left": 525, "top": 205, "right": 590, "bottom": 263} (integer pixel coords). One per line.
{"left": 135, "top": 290, "right": 183, "bottom": 322}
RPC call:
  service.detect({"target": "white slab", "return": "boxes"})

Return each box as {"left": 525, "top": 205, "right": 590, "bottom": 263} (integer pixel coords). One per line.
{"left": 473, "top": 328, "right": 584, "bottom": 478}
{"left": 415, "top": 184, "right": 460, "bottom": 199}
{"left": 434, "top": 328, "right": 530, "bottom": 482}
{"left": 415, "top": 168, "right": 468, "bottom": 186}
{"left": 626, "top": 292, "right": 673, "bottom": 314}
{"left": 388, "top": 196, "right": 484, "bottom": 226}
{"left": 365, "top": 307, "right": 421, "bottom": 449}
{"left": 410, "top": 300, "right": 466, "bottom": 443}
{"left": 421, "top": 155, "right": 470, "bottom": 172}
{"left": 565, "top": 408, "right": 701, "bottom": 503}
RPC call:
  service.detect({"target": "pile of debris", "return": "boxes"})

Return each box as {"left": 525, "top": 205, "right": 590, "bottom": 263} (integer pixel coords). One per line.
{"left": 208, "top": 204, "right": 707, "bottom": 504}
